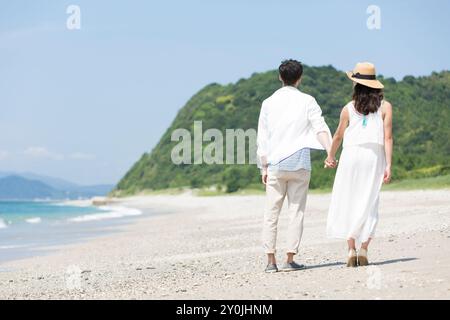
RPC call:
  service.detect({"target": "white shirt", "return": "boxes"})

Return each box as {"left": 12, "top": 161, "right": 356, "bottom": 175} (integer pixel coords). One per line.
{"left": 257, "top": 86, "right": 332, "bottom": 167}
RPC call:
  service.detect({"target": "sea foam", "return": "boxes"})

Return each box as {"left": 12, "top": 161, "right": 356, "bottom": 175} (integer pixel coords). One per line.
{"left": 68, "top": 206, "right": 142, "bottom": 222}
{"left": 0, "top": 244, "right": 29, "bottom": 249}
{"left": 0, "top": 218, "right": 7, "bottom": 229}
{"left": 25, "top": 217, "right": 42, "bottom": 224}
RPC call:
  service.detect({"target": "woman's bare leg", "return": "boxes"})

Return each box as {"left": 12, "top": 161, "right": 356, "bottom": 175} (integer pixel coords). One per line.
{"left": 347, "top": 238, "right": 356, "bottom": 250}
{"left": 359, "top": 238, "right": 371, "bottom": 266}
{"left": 346, "top": 238, "right": 357, "bottom": 267}
{"left": 361, "top": 238, "right": 371, "bottom": 250}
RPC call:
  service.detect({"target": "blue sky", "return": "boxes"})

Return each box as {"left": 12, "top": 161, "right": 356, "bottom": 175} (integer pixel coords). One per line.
{"left": 0, "top": 0, "right": 449, "bottom": 185}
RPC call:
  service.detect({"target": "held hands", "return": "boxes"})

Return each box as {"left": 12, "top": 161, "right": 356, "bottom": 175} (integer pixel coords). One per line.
{"left": 324, "top": 155, "right": 337, "bottom": 169}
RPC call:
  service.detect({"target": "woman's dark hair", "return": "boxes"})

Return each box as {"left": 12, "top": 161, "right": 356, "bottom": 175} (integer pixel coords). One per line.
{"left": 353, "top": 83, "right": 384, "bottom": 115}
{"left": 279, "top": 59, "right": 303, "bottom": 86}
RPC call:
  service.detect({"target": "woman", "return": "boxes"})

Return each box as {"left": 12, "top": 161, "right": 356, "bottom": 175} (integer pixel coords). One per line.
{"left": 325, "top": 62, "right": 393, "bottom": 267}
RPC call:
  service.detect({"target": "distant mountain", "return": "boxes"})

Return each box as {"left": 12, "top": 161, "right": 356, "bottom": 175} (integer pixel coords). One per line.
{"left": 0, "top": 175, "right": 64, "bottom": 200}
{"left": 115, "top": 65, "right": 450, "bottom": 194}
{"left": 0, "top": 172, "right": 114, "bottom": 200}
{"left": 67, "top": 185, "right": 114, "bottom": 198}
{"left": 14, "top": 172, "right": 79, "bottom": 190}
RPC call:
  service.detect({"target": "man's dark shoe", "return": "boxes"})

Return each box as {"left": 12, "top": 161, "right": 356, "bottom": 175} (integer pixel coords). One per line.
{"left": 280, "top": 261, "right": 306, "bottom": 272}
{"left": 264, "top": 263, "right": 278, "bottom": 273}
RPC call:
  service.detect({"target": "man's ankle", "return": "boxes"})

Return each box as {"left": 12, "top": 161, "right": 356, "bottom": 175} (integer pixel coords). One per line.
{"left": 267, "top": 254, "right": 276, "bottom": 265}
{"left": 286, "top": 253, "right": 295, "bottom": 263}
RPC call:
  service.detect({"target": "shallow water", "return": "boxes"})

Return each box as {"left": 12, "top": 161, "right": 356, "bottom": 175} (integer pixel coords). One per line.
{"left": 0, "top": 201, "right": 143, "bottom": 264}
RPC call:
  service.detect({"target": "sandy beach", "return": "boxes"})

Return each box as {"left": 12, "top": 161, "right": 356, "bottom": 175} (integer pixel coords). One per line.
{"left": 0, "top": 189, "right": 449, "bottom": 300}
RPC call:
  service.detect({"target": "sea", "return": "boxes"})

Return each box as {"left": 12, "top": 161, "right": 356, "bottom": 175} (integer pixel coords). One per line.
{"left": 0, "top": 201, "right": 142, "bottom": 265}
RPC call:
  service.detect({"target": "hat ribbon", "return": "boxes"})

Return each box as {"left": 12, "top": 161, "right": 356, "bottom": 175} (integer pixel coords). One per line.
{"left": 351, "top": 72, "right": 376, "bottom": 80}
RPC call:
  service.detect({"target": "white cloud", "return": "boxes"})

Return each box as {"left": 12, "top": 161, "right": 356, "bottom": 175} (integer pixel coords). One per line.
{"left": 69, "top": 152, "right": 96, "bottom": 160}
{"left": 0, "top": 150, "right": 10, "bottom": 160}
{"left": 24, "top": 147, "right": 64, "bottom": 161}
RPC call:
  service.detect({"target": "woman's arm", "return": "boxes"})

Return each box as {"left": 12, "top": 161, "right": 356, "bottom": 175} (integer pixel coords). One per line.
{"left": 325, "top": 106, "right": 349, "bottom": 167}
{"left": 382, "top": 101, "right": 393, "bottom": 183}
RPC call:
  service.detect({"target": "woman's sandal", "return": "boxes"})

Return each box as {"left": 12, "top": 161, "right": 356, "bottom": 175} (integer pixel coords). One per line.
{"left": 358, "top": 248, "right": 369, "bottom": 266}
{"left": 347, "top": 248, "right": 358, "bottom": 267}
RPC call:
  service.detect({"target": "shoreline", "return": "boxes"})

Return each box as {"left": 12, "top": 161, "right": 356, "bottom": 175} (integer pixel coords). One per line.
{"left": 0, "top": 200, "right": 146, "bottom": 265}
{"left": 0, "top": 189, "right": 449, "bottom": 299}
{"left": 113, "top": 174, "right": 450, "bottom": 197}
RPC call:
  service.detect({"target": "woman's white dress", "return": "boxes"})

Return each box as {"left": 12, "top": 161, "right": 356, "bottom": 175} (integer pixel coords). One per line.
{"left": 327, "top": 102, "right": 386, "bottom": 243}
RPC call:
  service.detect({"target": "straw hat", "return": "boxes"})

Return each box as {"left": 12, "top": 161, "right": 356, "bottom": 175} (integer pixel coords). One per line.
{"left": 346, "top": 62, "right": 384, "bottom": 89}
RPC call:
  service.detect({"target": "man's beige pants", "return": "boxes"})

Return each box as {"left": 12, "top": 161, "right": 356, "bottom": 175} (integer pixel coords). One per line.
{"left": 262, "top": 169, "right": 311, "bottom": 254}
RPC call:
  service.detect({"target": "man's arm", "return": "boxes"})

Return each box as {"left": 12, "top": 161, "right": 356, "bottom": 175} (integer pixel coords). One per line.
{"left": 317, "top": 131, "right": 332, "bottom": 154}
{"left": 257, "top": 102, "right": 269, "bottom": 184}
{"left": 308, "top": 98, "right": 333, "bottom": 154}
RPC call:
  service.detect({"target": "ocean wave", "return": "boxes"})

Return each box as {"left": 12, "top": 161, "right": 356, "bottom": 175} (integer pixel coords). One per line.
{"left": 25, "top": 217, "right": 42, "bottom": 224}
{"left": 68, "top": 206, "right": 142, "bottom": 223}
{"left": 0, "top": 244, "right": 29, "bottom": 249}
{"left": 0, "top": 218, "right": 7, "bottom": 229}
{"left": 53, "top": 200, "right": 92, "bottom": 207}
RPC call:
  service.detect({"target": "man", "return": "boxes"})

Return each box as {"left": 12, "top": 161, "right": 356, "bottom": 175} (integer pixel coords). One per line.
{"left": 257, "top": 59, "right": 333, "bottom": 273}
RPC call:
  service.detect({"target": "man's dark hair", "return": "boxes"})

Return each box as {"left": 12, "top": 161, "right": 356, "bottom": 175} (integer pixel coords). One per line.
{"left": 278, "top": 59, "right": 303, "bottom": 86}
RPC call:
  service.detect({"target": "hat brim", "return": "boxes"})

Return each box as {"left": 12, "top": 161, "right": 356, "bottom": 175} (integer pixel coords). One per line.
{"left": 346, "top": 71, "right": 384, "bottom": 89}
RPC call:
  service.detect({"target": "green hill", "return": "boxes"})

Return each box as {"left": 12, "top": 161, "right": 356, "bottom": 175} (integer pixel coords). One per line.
{"left": 114, "top": 65, "right": 450, "bottom": 195}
